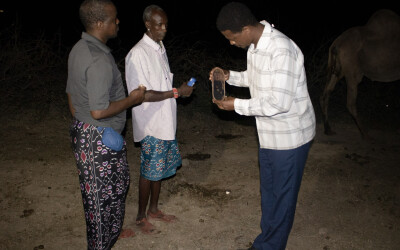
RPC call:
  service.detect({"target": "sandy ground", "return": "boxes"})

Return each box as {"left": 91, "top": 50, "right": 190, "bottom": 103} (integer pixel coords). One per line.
{"left": 0, "top": 103, "right": 399, "bottom": 250}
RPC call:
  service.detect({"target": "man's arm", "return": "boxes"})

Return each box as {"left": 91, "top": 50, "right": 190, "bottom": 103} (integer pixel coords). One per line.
{"left": 143, "top": 90, "right": 174, "bottom": 102}
{"left": 143, "top": 81, "right": 193, "bottom": 102}
{"left": 90, "top": 86, "right": 146, "bottom": 120}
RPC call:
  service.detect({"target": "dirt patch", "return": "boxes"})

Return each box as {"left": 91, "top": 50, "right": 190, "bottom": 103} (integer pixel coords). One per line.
{"left": 0, "top": 105, "right": 399, "bottom": 250}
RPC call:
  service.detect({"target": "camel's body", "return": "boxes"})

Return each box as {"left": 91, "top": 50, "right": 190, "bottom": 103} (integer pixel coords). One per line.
{"left": 320, "top": 9, "right": 400, "bottom": 138}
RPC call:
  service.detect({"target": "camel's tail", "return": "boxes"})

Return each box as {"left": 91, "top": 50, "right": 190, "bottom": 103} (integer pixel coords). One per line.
{"left": 327, "top": 45, "right": 341, "bottom": 80}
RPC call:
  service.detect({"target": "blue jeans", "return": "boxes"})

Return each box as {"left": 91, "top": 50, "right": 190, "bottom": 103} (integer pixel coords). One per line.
{"left": 252, "top": 141, "right": 312, "bottom": 250}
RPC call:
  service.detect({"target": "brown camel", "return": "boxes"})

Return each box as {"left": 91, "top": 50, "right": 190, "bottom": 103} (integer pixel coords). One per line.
{"left": 319, "top": 9, "right": 400, "bottom": 139}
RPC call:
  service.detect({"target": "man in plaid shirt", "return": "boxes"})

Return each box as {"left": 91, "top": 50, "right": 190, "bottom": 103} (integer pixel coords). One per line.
{"left": 211, "top": 2, "right": 316, "bottom": 250}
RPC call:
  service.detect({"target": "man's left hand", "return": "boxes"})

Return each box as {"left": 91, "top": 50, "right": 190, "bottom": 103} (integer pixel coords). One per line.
{"left": 213, "top": 96, "right": 235, "bottom": 111}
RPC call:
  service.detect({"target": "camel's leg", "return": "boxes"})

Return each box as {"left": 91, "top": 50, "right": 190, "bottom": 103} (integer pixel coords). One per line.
{"left": 320, "top": 74, "right": 339, "bottom": 135}
{"left": 346, "top": 80, "right": 369, "bottom": 139}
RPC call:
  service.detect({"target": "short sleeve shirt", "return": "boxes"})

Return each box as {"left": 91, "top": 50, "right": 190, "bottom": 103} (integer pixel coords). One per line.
{"left": 66, "top": 32, "right": 126, "bottom": 133}
{"left": 125, "top": 34, "right": 177, "bottom": 142}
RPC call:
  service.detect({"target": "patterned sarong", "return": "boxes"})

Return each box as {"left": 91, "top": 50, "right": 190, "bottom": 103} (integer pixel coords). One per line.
{"left": 140, "top": 136, "right": 182, "bottom": 181}
{"left": 69, "top": 119, "right": 130, "bottom": 250}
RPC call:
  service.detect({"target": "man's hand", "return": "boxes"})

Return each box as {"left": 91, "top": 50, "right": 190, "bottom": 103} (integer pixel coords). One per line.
{"left": 129, "top": 85, "right": 146, "bottom": 106}
{"left": 212, "top": 96, "right": 235, "bottom": 111}
{"left": 178, "top": 81, "right": 194, "bottom": 97}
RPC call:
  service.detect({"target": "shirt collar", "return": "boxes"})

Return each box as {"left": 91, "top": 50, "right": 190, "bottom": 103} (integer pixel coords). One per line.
{"left": 81, "top": 32, "right": 111, "bottom": 53}
{"left": 249, "top": 20, "right": 273, "bottom": 52}
{"left": 143, "top": 33, "right": 165, "bottom": 53}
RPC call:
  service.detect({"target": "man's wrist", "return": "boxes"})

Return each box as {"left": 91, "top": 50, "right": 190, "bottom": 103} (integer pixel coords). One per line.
{"left": 172, "top": 88, "right": 179, "bottom": 98}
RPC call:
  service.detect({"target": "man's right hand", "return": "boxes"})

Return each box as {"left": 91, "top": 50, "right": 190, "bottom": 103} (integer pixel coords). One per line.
{"left": 129, "top": 85, "right": 146, "bottom": 106}
{"left": 178, "top": 81, "right": 194, "bottom": 97}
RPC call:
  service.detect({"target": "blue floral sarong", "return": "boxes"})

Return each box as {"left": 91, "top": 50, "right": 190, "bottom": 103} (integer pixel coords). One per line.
{"left": 140, "top": 136, "right": 182, "bottom": 181}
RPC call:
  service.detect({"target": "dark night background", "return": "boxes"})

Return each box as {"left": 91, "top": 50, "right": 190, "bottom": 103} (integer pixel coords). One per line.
{"left": 1, "top": 3, "right": 400, "bottom": 249}
{"left": 1, "top": 0, "right": 399, "bottom": 125}
{"left": 2, "top": 1, "right": 400, "bottom": 53}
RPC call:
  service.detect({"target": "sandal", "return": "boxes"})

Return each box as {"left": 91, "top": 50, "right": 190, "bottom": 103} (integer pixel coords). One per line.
{"left": 136, "top": 217, "right": 160, "bottom": 235}
{"left": 212, "top": 67, "right": 225, "bottom": 101}
{"left": 147, "top": 210, "right": 177, "bottom": 223}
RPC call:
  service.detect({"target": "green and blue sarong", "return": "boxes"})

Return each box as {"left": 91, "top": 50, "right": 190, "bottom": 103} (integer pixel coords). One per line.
{"left": 140, "top": 135, "right": 182, "bottom": 181}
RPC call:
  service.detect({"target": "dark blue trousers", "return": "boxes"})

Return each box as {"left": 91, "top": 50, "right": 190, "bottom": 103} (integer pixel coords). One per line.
{"left": 252, "top": 141, "right": 312, "bottom": 250}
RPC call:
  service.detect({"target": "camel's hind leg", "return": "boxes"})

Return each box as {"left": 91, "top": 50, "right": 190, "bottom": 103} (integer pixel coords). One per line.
{"left": 320, "top": 74, "right": 340, "bottom": 135}
{"left": 346, "top": 79, "right": 369, "bottom": 139}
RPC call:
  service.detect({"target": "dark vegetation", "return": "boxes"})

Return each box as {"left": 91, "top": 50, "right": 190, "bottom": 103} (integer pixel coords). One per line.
{"left": 0, "top": 25, "right": 68, "bottom": 119}
{"left": 1, "top": 22, "right": 399, "bottom": 130}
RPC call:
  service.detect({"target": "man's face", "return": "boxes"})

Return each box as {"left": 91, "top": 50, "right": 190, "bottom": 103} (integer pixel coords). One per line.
{"left": 102, "top": 3, "right": 119, "bottom": 39}
{"left": 221, "top": 29, "right": 250, "bottom": 49}
{"left": 146, "top": 10, "right": 168, "bottom": 43}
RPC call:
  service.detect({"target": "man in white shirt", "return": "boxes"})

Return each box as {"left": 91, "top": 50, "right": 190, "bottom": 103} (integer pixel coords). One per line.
{"left": 125, "top": 4, "right": 193, "bottom": 235}
{"left": 211, "top": 2, "right": 316, "bottom": 249}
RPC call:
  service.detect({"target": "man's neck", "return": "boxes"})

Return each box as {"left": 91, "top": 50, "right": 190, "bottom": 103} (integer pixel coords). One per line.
{"left": 253, "top": 22, "right": 265, "bottom": 49}
{"left": 87, "top": 30, "right": 107, "bottom": 44}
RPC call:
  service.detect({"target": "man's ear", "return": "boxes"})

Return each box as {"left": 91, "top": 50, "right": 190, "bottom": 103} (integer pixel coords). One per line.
{"left": 145, "top": 21, "right": 150, "bottom": 30}
{"left": 242, "top": 26, "right": 250, "bottom": 34}
{"left": 96, "top": 21, "right": 103, "bottom": 29}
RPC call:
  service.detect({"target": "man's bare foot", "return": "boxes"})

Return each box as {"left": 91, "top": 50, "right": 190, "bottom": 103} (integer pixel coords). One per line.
{"left": 136, "top": 217, "right": 161, "bottom": 235}
{"left": 119, "top": 228, "right": 135, "bottom": 239}
{"left": 147, "top": 210, "right": 177, "bottom": 223}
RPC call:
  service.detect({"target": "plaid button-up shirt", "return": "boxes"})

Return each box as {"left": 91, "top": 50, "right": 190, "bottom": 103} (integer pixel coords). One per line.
{"left": 231, "top": 21, "right": 316, "bottom": 149}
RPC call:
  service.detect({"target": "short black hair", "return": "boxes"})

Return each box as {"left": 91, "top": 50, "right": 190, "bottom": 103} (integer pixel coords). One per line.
{"left": 79, "top": 0, "right": 113, "bottom": 30}
{"left": 216, "top": 2, "right": 258, "bottom": 33}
